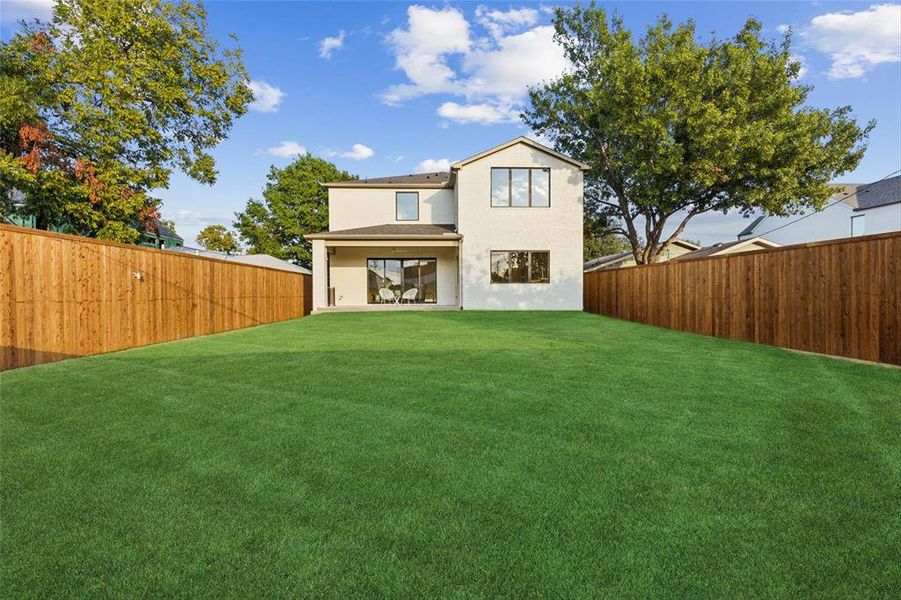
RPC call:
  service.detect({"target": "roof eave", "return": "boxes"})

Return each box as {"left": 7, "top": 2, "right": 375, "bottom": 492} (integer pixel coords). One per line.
{"left": 304, "top": 233, "right": 463, "bottom": 241}
{"left": 321, "top": 181, "right": 453, "bottom": 189}
{"left": 853, "top": 199, "right": 900, "bottom": 211}
{"left": 450, "top": 136, "right": 591, "bottom": 171}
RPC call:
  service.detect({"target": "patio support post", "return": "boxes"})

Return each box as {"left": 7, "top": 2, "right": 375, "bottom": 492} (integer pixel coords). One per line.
{"left": 312, "top": 239, "right": 328, "bottom": 310}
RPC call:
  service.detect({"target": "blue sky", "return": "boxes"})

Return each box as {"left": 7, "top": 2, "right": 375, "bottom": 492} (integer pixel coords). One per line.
{"left": 3, "top": 1, "right": 900, "bottom": 246}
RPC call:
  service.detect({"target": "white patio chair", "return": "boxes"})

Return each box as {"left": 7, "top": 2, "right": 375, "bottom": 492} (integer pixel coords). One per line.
{"left": 401, "top": 288, "right": 418, "bottom": 304}
{"left": 378, "top": 288, "right": 397, "bottom": 304}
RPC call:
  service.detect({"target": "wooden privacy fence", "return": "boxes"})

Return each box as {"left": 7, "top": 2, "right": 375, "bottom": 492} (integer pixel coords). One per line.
{"left": 584, "top": 232, "right": 901, "bottom": 365}
{"left": 1, "top": 224, "right": 312, "bottom": 370}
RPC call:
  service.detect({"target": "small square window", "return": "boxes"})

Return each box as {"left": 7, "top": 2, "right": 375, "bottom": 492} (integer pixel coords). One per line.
{"left": 396, "top": 192, "right": 419, "bottom": 221}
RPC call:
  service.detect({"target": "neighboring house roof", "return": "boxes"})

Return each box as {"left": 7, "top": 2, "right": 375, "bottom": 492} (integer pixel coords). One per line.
{"left": 673, "top": 236, "right": 781, "bottom": 260}
{"left": 737, "top": 215, "right": 766, "bottom": 238}
{"left": 583, "top": 251, "right": 633, "bottom": 272}
{"left": 228, "top": 254, "right": 311, "bottom": 274}
{"left": 837, "top": 175, "right": 901, "bottom": 211}
{"left": 157, "top": 221, "right": 182, "bottom": 242}
{"left": 145, "top": 218, "right": 183, "bottom": 242}
{"left": 305, "top": 223, "right": 461, "bottom": 240}
{"left": 583, "top": 239, "right": 701, "bottom": 272}
{"left": 174, "top": 246, "right": 311, "bottom": 274}
{"left": 451, "top": 136, "right": 591, "bottom": 171}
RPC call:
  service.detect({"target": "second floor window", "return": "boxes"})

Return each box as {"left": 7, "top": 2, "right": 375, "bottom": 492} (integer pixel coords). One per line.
{"left": 396, "top": 192, "right": 419, "bottom": 221}
{"left": 491, "top": 168, "right": 550, "bottom": 207}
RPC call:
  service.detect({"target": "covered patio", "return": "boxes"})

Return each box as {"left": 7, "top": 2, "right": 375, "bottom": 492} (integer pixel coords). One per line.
{"left": 307, "top": 224, "right": 462, "bottom": 312}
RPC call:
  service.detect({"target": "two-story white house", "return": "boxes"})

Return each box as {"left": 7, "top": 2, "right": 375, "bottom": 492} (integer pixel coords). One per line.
{"left": 306, "top": 137, "right": 588, "bottom": 311}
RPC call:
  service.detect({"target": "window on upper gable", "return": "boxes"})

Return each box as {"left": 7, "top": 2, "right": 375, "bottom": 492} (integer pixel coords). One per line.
{"left": 490, "top": 168, "right": 550, "bottom": 207}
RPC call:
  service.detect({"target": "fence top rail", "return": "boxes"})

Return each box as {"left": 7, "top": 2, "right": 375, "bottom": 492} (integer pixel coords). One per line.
{"left": 0, "top": 223, "right": 309, "bottom": 278}
{"left": 586, "top": 230, "right": 901, "bottom": 274}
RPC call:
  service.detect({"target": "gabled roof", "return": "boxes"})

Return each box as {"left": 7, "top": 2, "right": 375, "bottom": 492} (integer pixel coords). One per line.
{"left": 147, "top": 218, "right": 183, "bottom": 242}
{"left": 322, "top": 171, "right": 454, "bottom": 189}
{"left": 451, "top": 136, "right": 591, "bottom": 171}
{"left": 737, "top": 215, "right": 766, "bottom": 238}
{"left": 583, "top": 239, "right": 700, "bottom": 271}
{"left": 305, "top": 223, "right": 461, "bottom": 241}
{"left": 583, "top": 251, "right": 632, "bottom": 272}
{"left": 837, "top": 174, "right": 901, "bottom": 211}
{"left": 673, "top": 236, "right": 781, "bottom": 261}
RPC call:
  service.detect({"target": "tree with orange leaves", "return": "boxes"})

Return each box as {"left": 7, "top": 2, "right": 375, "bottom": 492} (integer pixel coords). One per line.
{"left": 0, "top": 0, "right": 251, "bottom": 242}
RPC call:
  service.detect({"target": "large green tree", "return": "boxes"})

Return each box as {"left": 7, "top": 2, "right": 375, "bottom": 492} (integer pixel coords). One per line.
{"left": 196, "top": 224, "right": 240, "bottom": 255}
{"left": 234, "top": 154, "right": 355, "bottom": 268}
{"left": 0, "top": 0, "right": 251, "bottom": 242}
{"left": 524, "top": 4, "right": 872, "bottom": 264}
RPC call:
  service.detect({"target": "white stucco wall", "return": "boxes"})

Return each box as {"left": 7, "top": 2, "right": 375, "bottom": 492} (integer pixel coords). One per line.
{"left": 328, "top": 187, "right": 456, "bottom": 230}
{"left": 860, "top": 203, "right": 901, "bottom": 235}
{"left": 456, "top": 144, "right": 584, "bottom": 310}
{"left": 328, "top": 245, "right": 459, "bottom": 306}
{"left": 737, "top": 201, "right": 901, "bottom": 245}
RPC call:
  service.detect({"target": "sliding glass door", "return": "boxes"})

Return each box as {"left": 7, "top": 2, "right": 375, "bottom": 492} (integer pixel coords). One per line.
{"left": 367, "top": 258, "right": 437, "bottom": 303}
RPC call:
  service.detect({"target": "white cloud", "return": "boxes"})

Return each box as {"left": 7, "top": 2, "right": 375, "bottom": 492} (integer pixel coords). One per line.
{"left": 168, "top": 209, "right": 233, "bottom": 228}
{"left": 340, "top": 143, "right": 375, "bottom": 160}
{"left": 437, "top": 101, "right": 517, "bottom": 124}
{"left": 382, "top": 5, "right": 471, "bottom": 104}
{"left": 381, "top": 5, "right": 567, "bottom": 125}
{"left": 1, "top": 0, "right": 53, "bottom": 23}
{"left": 247, "top": 80, "right": 285, "bottom": 112}
{"left": 319, "top": 30, "right": 346, "bottom": 59}
{"left": 475, "top": 6, "right": 539, "bottom": 39}
{"left": 461, "top": 25, "right": 567, "bottom": 100}
{"left": 801, "top": 3, "right": 901, "bottom": 78}
{"left": 413, "top": 158, "right": 452, "bottom": 173}
{"left": 267, "top": 141, "right": 306, "bottom": 158}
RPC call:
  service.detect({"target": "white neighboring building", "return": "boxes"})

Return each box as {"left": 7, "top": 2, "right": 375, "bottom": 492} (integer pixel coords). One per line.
{"left": 306, "top": 137, "right": 588, "bottom": 311}
{"left": 737, "top": 175, "right": 901, "bottom": 244}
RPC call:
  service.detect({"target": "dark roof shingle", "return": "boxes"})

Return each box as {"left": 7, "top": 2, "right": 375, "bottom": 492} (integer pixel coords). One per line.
{"left": 840, "top": 174, "right": 901, "bottom": 211}
{"left": 305, "top": 223, "right": 459, "bottom": 239}
{"left": 354, "top": 172, "right": 451, "bottom": 185}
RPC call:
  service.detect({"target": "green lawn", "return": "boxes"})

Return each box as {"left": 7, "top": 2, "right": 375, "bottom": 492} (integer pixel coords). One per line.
{"left": 2, "top": 312, "right": 899, "bottom": 597}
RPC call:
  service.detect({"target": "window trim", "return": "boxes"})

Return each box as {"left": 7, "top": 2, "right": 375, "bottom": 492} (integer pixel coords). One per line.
{"left": 395, "top": 191, "right": 419, "bottom": 221}
{"left": 490, "top": 167, "right": 551, "bottom": 208}
{"left": 489, "top": 250, "right": 551, "bottom": 284}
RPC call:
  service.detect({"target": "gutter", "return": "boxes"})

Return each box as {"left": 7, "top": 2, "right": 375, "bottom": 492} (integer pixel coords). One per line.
{"left": 304, "top": 233, "right": 463, "bottom": 241}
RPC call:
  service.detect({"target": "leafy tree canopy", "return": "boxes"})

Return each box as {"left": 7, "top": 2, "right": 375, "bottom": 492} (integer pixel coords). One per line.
{"left": 196, "top": 224, "right": 240, "bottom": 255}
{"left": 234, "top": 154, "right": 355, "bottom": 268}
{"left": 525, "top": 4, "right": 873, "bottom": 264}
{"left": 0, "top": 0, "right": 251, "bottom": 242}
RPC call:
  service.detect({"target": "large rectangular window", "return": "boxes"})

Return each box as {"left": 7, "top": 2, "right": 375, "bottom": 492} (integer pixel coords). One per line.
{"left": 490, "top": 168, "right": 550, "bottom": 207}
{"left": 396, "top": 192, "right": 419, "bottom": 221}
{"left": 490, "top": 251, "right": 550, "bottom": 284}
{"left": 367, "top": 258, "right": 437, "bottom": 303}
